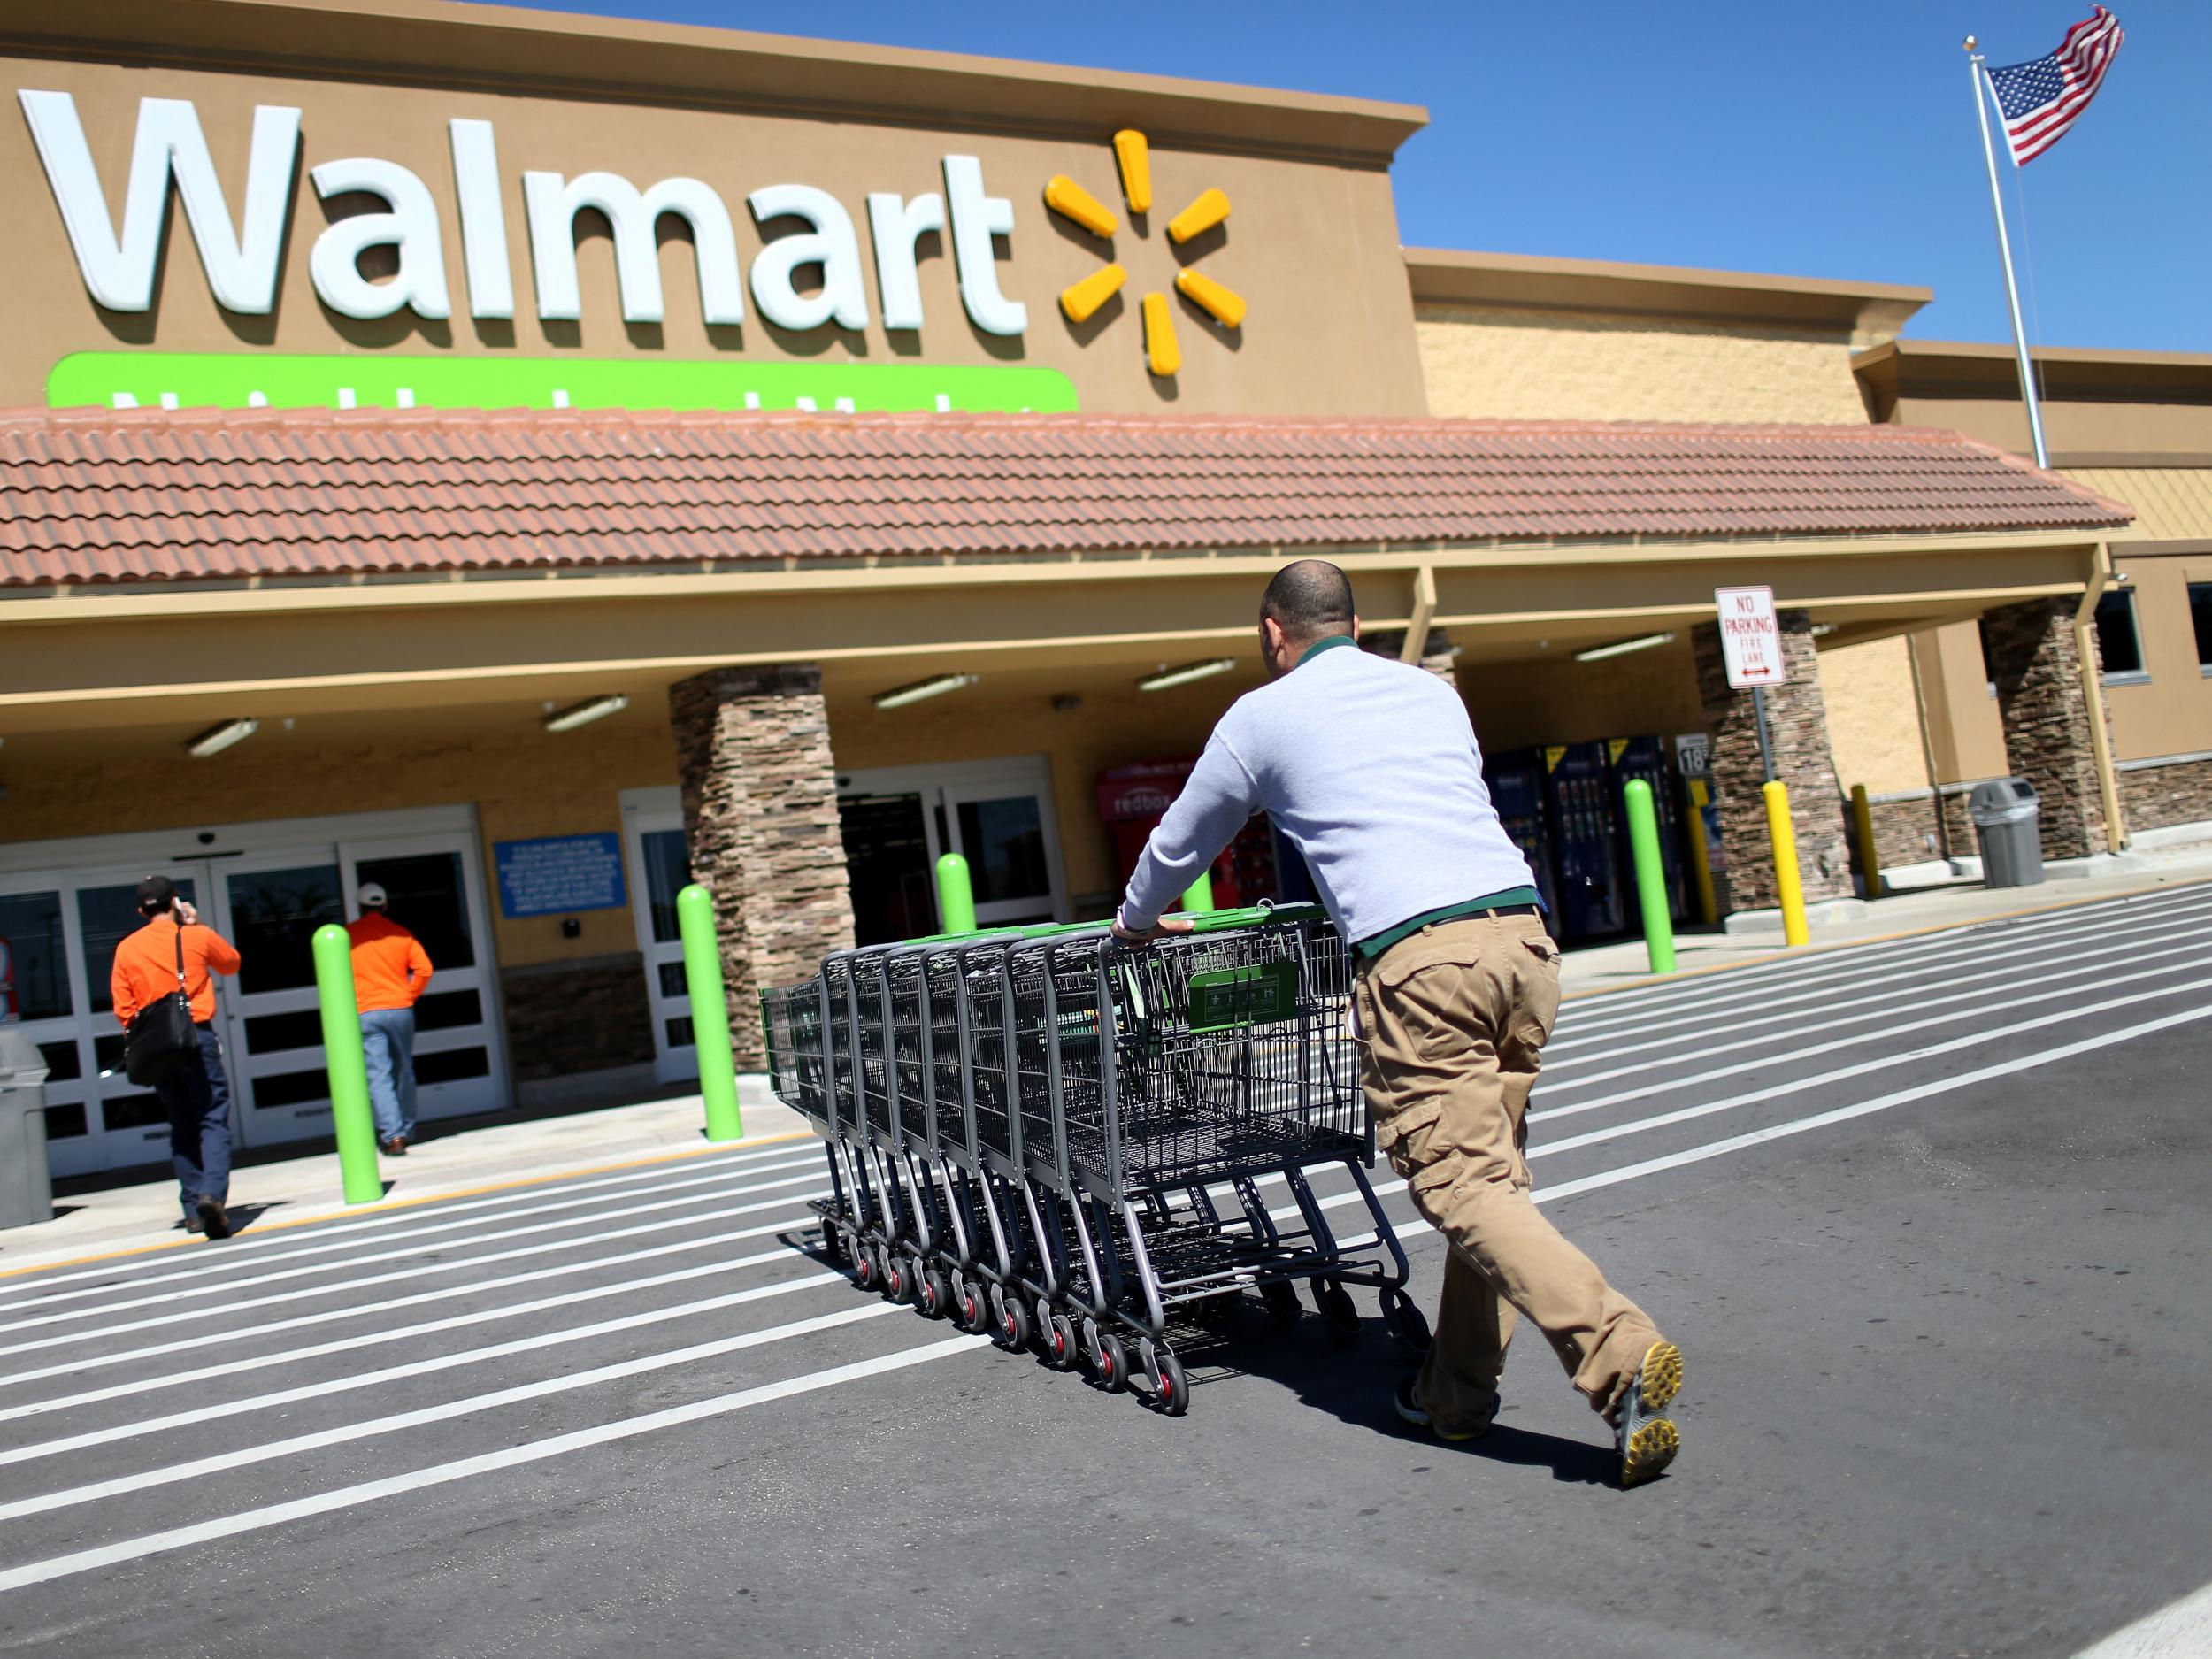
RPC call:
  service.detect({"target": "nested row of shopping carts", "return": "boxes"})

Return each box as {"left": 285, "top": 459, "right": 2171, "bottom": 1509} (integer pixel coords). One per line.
{"left": 760, "top": 903, "right": 1430, "bottom": 1414}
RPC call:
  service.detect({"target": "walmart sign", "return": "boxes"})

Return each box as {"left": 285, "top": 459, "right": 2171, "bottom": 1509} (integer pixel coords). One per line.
{"left": 18, "top": 90, "right": 1078, "bottom": 413}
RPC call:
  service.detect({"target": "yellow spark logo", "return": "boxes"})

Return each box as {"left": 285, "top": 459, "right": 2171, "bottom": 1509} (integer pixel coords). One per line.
{"left": 1044, "top": 130, "right": 1243, "bottom": 380}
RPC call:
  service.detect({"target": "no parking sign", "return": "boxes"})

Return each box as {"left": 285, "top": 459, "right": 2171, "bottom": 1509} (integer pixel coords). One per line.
{"left": 1715, "top": 586, "right": 1787, "bottom": 688}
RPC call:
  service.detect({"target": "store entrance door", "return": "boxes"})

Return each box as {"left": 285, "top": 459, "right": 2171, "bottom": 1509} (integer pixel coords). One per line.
{"left": 838, "top": 757, "right": 1069, "bottom": 944}
{"left": 620, "top": 796, "right": 699, "bottom": 1087}
{"left": 0, "top": 810, "right": 506, "bottom": 1179}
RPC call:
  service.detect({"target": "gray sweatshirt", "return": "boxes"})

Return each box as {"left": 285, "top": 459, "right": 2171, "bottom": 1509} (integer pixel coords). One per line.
{"left": 1118, "top": 637, "right": 1537, "bottom": 943}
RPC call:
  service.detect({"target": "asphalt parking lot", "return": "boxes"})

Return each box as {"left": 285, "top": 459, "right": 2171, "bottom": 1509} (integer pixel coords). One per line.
{"left": 1, "top": 882, "right": 2208, "bottom": 1658}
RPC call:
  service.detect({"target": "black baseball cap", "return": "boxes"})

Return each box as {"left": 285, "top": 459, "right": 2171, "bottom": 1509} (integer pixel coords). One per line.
{"left": 136, "top": 874, "right": 178, "bottom": 913}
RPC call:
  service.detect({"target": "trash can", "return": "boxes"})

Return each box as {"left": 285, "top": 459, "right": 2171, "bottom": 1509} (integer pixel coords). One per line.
{"left": 1969, "top": 777, "right": 2044, "bottom": 889}
{"left": 0, "top": 1026, "right": 55, "bottom": 1229}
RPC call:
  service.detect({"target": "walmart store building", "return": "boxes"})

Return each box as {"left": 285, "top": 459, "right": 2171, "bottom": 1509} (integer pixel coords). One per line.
{"left": 1, "top": 0, "right": 2205, "bottom": 1179}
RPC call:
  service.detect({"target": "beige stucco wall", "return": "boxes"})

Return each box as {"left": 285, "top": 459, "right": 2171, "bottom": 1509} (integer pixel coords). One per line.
{"left": 1890, "top": 396, "right": 2212, "bottom": 457}
{"left": 2064, "top": 468, "right": 2212, "bottom": 542}
{"left": 0, "top": 54, "right": 1430, "bottom": 417}
{"left": 1910, "top": 622, "right": 2009, "bottom": 785}
{"left": 1818, "top": 635, "right": 1933, "bottom": 796}
{"left": 1415, "top": 303, "right": 1872, "bottom": 425}
{"left": 2093, "top": 552, "right": 2212, "bottom": 762}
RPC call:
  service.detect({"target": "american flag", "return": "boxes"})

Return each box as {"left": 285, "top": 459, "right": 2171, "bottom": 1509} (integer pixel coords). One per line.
{"left": 1985, "top": 7, "right": 2124, "bottom": 165}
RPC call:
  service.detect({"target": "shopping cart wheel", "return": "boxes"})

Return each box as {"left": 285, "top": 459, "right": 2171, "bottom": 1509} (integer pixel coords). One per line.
{"left": 1153, "top": 1346, "right": 1190, "bottom": 1417}
{"left": 1261, "top": 1281, "right": 1302, "bottom": 1327}
{"left": 1317, "top": 1280, "right": 1362, "bottom": 1344}
{"left": 853, "top": 1240, "right": 879, "bottom": 1290}
{"left": 884, "top": 1253, "right": 910, "bottom": 1303}
{"left": 919, "top": 1268, "right": 952, "bottom": 1320}
{"left": 1382, "top": 1289, "right": 1432, "bottom": 1363}
{"left": 1095, "top": 1333, "right": 1131, "bottom": 1394}
{"left": 998, "top": 1294, "right": 1031, "bottom": 1350}
{"left": 957, "top": 1279, "right": 988, "bottom": 1333}
{"left": 1045, "top": 1311, "right": 1078, "bottom": 1371}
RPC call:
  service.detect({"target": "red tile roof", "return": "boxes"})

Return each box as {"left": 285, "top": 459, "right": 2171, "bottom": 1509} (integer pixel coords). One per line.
{"left": 0, "top": 407, "right": 2131, "bottom": 587}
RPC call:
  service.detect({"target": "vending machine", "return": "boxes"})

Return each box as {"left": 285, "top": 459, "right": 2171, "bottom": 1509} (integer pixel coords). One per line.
{"left": 1481, "top": 748, "right": 1559, "bottom": 918}
{"left": 1606, "top": 735, "right": 1689, "bottom": 920}
{"left": 1541, "top": 741, "right": 1626, "bottom": 941}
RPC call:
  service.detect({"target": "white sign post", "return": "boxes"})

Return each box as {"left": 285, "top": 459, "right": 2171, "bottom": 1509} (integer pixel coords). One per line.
{"left": 1715, "top": 585, "right": 1787, "bottom": 782}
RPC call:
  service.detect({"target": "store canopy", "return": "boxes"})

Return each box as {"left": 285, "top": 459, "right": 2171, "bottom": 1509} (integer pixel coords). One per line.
{"left": 0, "top": 407, "right": 2131, "bottom": 588}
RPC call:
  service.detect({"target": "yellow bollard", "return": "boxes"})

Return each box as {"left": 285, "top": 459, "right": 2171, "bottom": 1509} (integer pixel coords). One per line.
{"left": 1684, "top": 778, "right": 1719, "bottom": 927}
{"left": 1763, "top": 780, "right": 1809, "bottom": 947}
{"left": 1850, "top": 783, "right": 1886, "bottom": 900}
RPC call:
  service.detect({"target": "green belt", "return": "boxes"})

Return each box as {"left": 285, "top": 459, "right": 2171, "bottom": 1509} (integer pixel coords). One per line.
{"left": 1353, "top": 887, "right": 1544, "bottom": 964}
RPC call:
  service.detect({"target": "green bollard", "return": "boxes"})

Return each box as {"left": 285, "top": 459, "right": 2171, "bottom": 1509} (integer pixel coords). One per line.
{"left": 933, "top": 852, "right": 977, "bottom": 935}
{"left": 677, "top": 884, "right": 744, "bottom": 1143}
{"left": 310, "top": 923, "right": 384, "bottom": 1205}
{"left": 1180, "top": 867, "right": 1217, "bottom": 914}
{"left": 1622, "top": 779, "right": 1677, "bottom": 975}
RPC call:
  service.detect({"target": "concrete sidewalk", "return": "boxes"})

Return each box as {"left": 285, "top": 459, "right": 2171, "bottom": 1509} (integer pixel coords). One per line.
{"left": 10, "top": 850, "right": 2208, "bottom": 1278}
{"left": 1, "top": 1079, "right": 813, "bottom": 1279}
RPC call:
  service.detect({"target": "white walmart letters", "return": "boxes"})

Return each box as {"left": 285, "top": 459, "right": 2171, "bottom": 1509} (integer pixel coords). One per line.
{"left": 19, "top": 90, "right": 299, "bottom": 314}
{"left": 523, "top": 170, "right": 745, "bottom": 326}
{"left": 19, "top": 92, "right": 1028, "bottom": 339}
{"left": 309, "top": 157, "right": 451, "bottom": 320}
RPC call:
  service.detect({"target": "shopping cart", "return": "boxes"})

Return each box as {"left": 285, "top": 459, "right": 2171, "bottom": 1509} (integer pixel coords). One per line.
{"left": 764, "top": 904, "right": 1428, "bottom": 1415}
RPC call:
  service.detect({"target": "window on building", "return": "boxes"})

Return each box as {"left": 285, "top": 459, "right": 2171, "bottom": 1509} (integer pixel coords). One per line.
{"left": 2093, "top": 588, "right": 2147, "bottom": 680}
{"left": 1977, "top": 614, "right": 1998, "bottom": 697}
{"left": 2190, "top": 581, "right": 2212, "bottom": 673}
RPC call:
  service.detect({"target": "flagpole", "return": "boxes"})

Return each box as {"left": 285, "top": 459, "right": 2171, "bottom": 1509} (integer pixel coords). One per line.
{"left": 1963, "top": 35, "right": 2050, "bottom": 468}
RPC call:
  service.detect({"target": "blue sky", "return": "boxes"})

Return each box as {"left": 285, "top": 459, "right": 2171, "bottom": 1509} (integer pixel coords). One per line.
{"left": 518, "top": 0, "right": 2208, "bottom": 353}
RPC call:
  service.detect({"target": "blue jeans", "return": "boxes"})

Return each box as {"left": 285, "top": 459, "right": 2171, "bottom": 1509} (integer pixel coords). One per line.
{"left": 361, "top": 1007, "right": 418, "bottom": 1142}
{"left": 155, "top": 1024, "right": 231, "bottom": 1214}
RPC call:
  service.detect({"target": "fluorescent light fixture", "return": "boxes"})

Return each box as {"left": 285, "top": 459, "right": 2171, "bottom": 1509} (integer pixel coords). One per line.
{"left": 1137, "top": 657, "right": 1239, "bottom": 692}
{"left": 542, "top": 693, "right": 630, "bottom": 733}
{"left": 1572, "top": 632, "right": 1676, "bottom": 664}
{"left": 186, "top": 718, "right": 259, "bottom": 758}
{"left": 873, "top": 673, "right": 978, "bottom": 710}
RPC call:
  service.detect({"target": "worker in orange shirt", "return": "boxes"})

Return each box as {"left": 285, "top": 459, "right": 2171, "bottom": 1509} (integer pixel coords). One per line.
{"left": 348, "top": 881, "right": 433, "bottom": 1156}
{"left": 111, "top": 875, "right": 243, "bottom": 1239}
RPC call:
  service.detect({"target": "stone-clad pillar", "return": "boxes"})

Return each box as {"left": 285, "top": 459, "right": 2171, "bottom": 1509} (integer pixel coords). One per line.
{"left": 669, "top": 664, "right": 855, "bottom": 1070}
{"left": 1984, "top": 597, "right": 2111, "bottom": 860}
{"left": 1692, "top": 608, "right": 1855, "bottom": 913}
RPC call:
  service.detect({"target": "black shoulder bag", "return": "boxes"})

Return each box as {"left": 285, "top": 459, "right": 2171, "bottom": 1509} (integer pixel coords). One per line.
{"left": 124, "top": 924, "right": 199, "bottom": 1087}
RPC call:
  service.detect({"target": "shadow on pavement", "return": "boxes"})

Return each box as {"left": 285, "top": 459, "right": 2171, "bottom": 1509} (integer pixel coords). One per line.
{"left": 1227, "top": 1298, "right": 1615, "bottom": 1486}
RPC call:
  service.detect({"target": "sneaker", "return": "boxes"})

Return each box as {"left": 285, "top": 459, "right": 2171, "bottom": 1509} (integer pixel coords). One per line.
{"left": 1613, "top": 1340, "right": 1683, "bottom": 1488}
{"left": 1393, "top": 1375, "right": 1494, "bottom": 1442}
{"left": 195, "top": 1195, "right": 233, "bottom": 1241}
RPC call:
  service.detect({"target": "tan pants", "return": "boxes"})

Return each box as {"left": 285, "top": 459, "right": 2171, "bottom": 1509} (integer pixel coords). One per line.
{"left": 1356, "top": 913, "right": 1663, "bottom": 1432}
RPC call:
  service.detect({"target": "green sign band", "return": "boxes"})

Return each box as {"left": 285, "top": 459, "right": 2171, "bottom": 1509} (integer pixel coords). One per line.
{"left": 47, "top": 351, "right": 1080, "bottom": 414}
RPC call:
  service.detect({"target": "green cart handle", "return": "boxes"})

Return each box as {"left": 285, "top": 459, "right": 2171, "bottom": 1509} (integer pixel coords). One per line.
{"left": 1184, "top": 902, "right": 1325, "bottom": 933}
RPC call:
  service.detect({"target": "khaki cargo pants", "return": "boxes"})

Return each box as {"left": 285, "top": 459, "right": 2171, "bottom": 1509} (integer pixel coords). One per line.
{"left": 1354, "top": 912, "right": 1663, "bottom": 1433}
